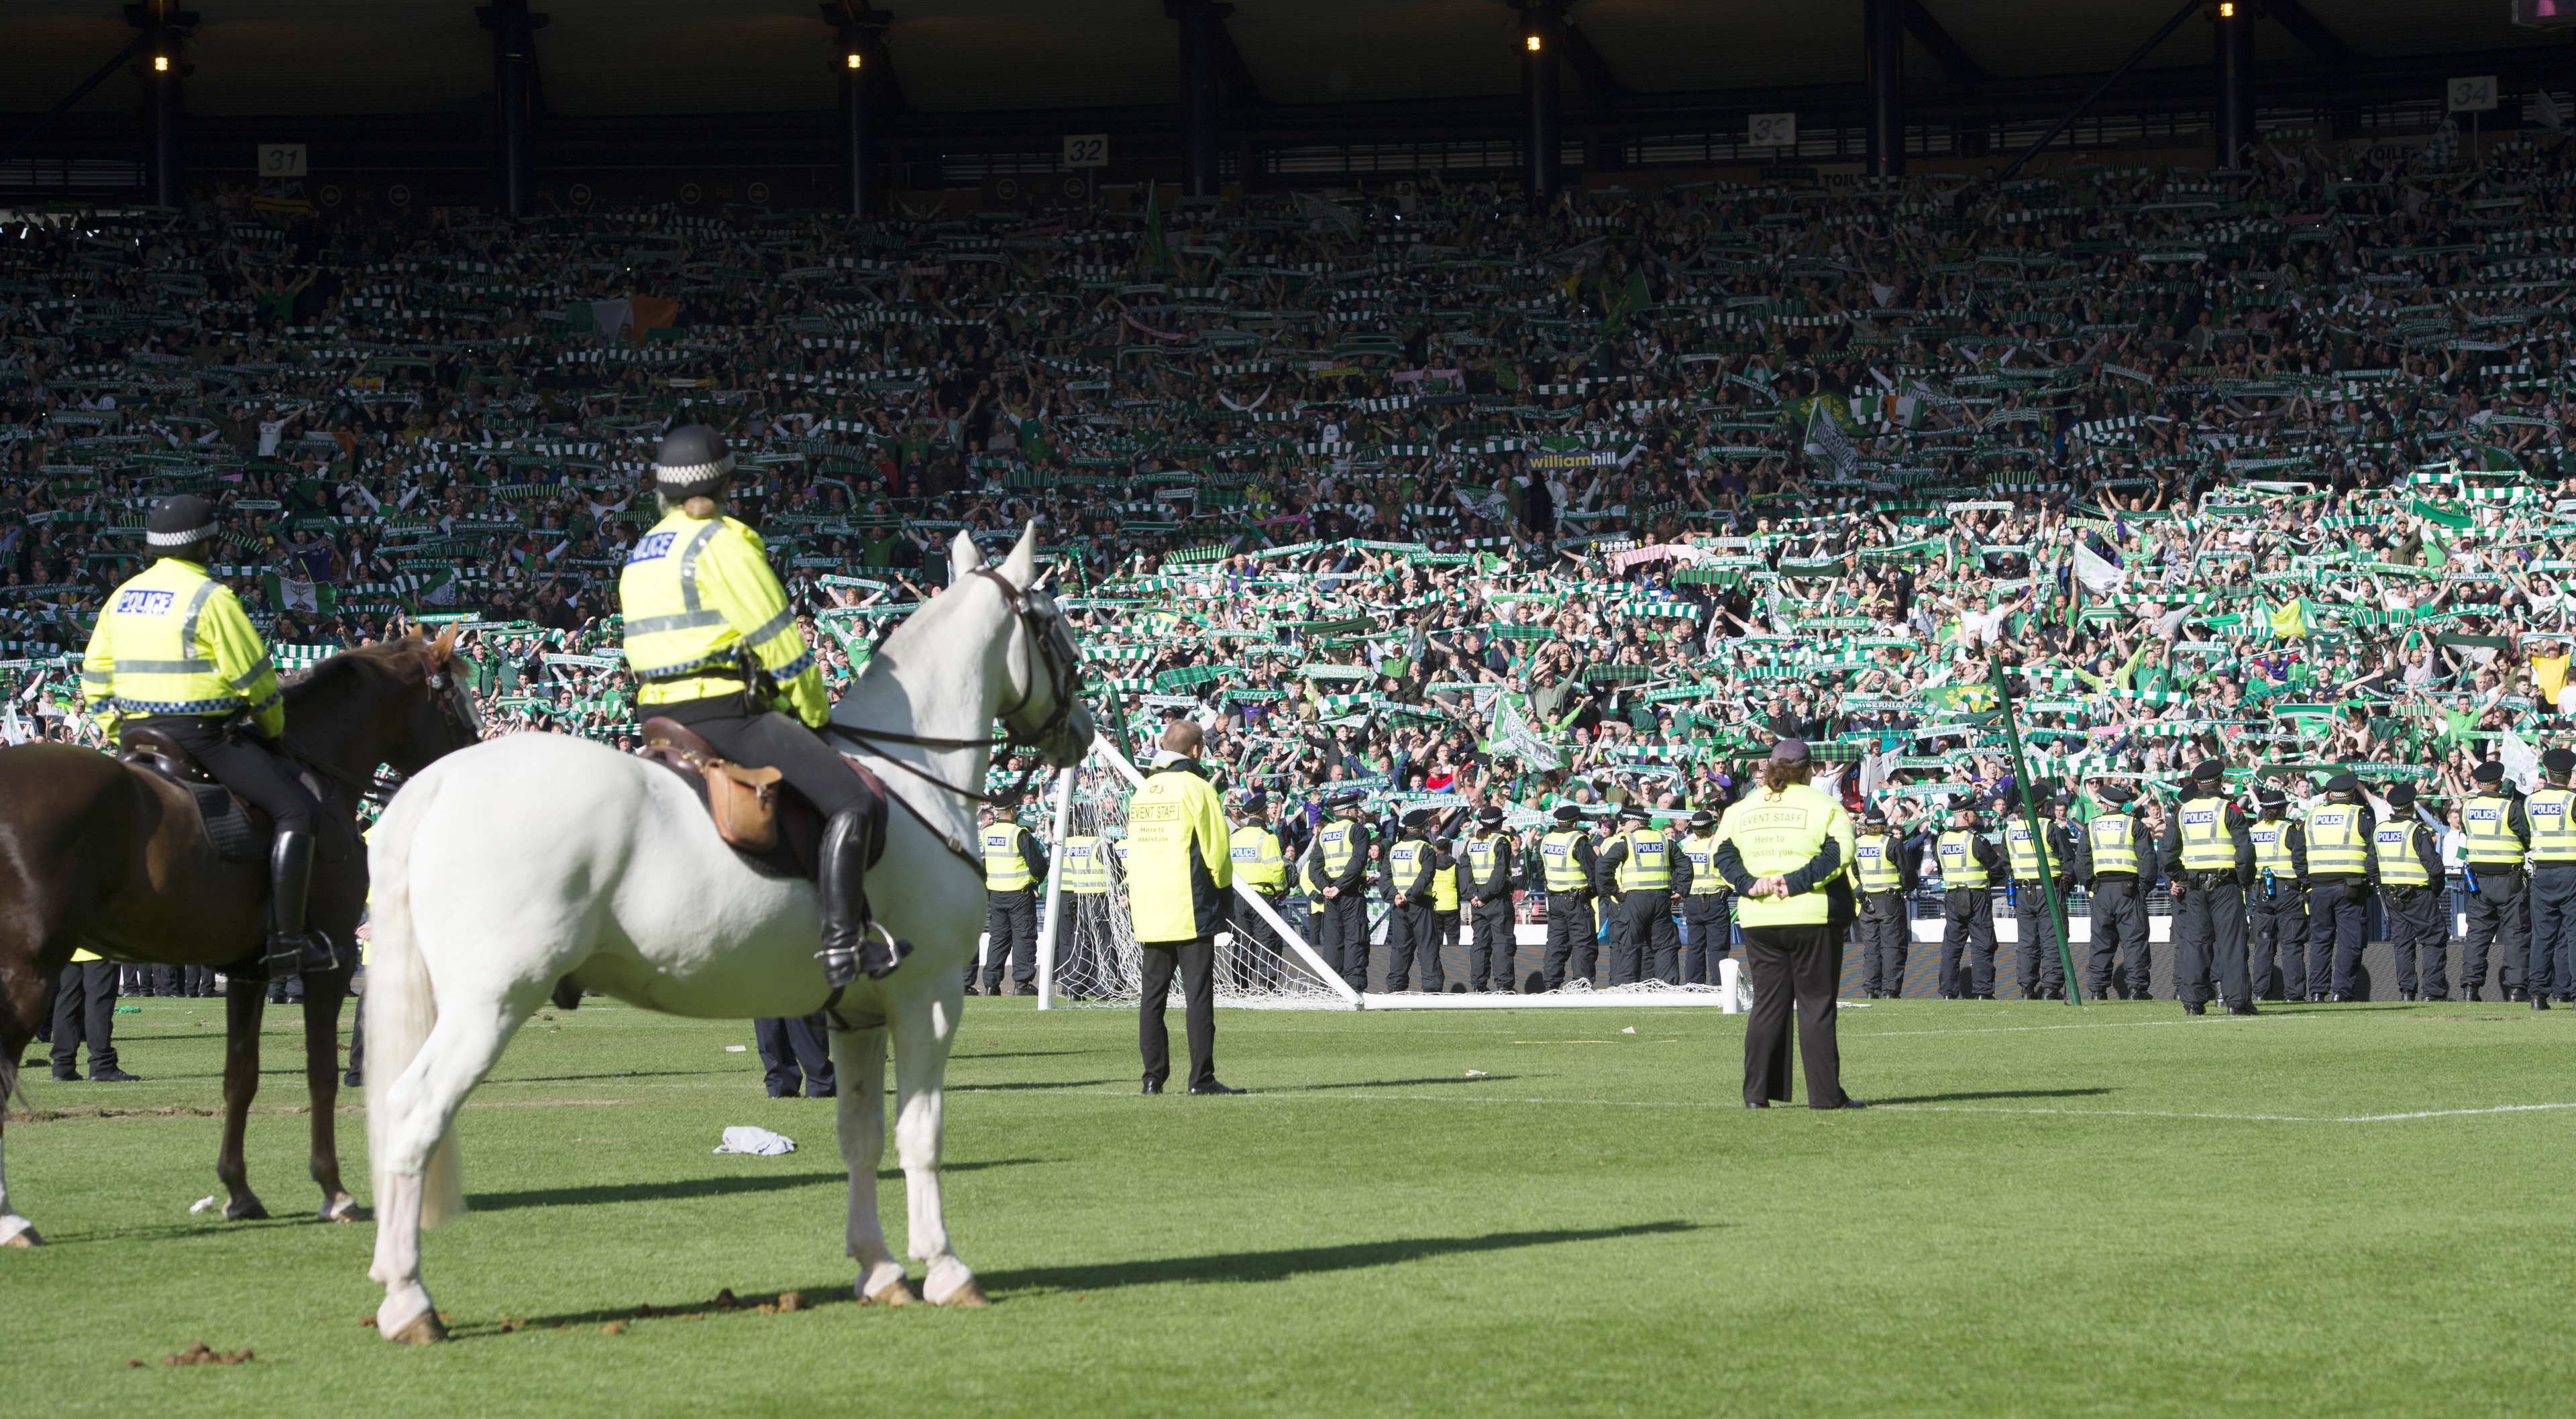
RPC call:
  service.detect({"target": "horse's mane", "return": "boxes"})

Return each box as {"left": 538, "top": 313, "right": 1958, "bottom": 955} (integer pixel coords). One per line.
{"left": 279, "top": 634, "right": 425, "bottom": 707}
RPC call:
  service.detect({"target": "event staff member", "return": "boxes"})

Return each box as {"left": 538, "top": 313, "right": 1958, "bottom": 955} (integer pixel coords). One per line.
{"left": 2247, "top": 786, "right": 2308, "bottom": 1002}
{"left": 976, "top": 801, "right": 1049, "bottom": 997}
{"left": 1461, "top": 807, "right": 1520, "bottom": 993}
{"left": 2161, "top": 760, "right": 2255, "bottom": 1017}
{"left": 2459, "top": 760, "right": 2533, "bottom": 1003}
{"left": 1596, "top": 804, "right": 1679, "bottom": 984}
{"left": 2526, "top": 748, "right": 2576, "bottom": 1010}
{"left": 2304, "top": 773, "right": 2375, "bottom": 1003}
{"left": 2084, "top": 784, "right": 2157, "bottom": 1000}
{"left": 622, "top": 425, "right": 893, "bottom": 989}
{"left": 1537, "top": 804, "right": 1601, "bottom": 990}
{"left": 2375, "top": 783, "right": 2448, "bottom": 1003}
{"left": 1933, "top": 805, "right": 2001, "bottom": 1000}
{"left": 49, "top": 946, "right": 138, "bottom": 1083}
{"left": 2005, "top": 791, "right": 2084, "bottom": 1002}
{"left": 80, "top": 494, "right": 324, "bottom": 980}
{"left": 1381, "top": 809, "right": 1450, "bottom": 992}
{"left": 1124, "top": 721, "right": 1241, "bottom": 1095}
{"left": 1305, "top": 789, "right": 1373, "bottom": 995}
{"left": 1055, "top": 828, "right": 1114, "bottom": 997}
{"left": 1847, "top": 805, "right": 1917, "bottom": 998}
{"left": 1714, "top": 739, "right": 1862, "bottom": 1110}
{"left": 1226, "top": 795, "right": 1291, "bottom": 989}
{"left": 1673, "top": 809, "right": 1735, "bottom": 988}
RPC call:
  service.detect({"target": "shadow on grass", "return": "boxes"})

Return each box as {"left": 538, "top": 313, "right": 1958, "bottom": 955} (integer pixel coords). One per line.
{"left": 1869, "top": 1087, "right": 2112, "bottom": 1106}
{"left": 953, "top": 1049, "right": 1093, "bottom": 1062}
{"left": 468, "top": 1157, "right": 1053, "bottom": 1212}
{"left": 948, "top": 1079, "right": 1127, "bottom": 1092}
{"left": 979, "top": 1221, "right": 1705, "bottom": 1296}
{"left": 1287, "top": 1076, "right": 1525, "bottom": 1090}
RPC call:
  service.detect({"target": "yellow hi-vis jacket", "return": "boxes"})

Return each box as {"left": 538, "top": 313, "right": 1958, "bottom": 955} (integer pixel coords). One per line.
{"left": 1717, "top": 783, "right": 1851, "bottom": 928}
{"left": 1124, "top": 760, "right": 1232, "bottom": 943}
{"left": 1230, "top": 824, "right": 1287, "bottom": 891}
{"left": 82, "top": 556, "right": 283, "bottom": 739}
{"left": 1059, "top": 835, "right": 1110, "bottom": 895}
{"left": 619, "top": 507, "right": 826, "bottom": 724}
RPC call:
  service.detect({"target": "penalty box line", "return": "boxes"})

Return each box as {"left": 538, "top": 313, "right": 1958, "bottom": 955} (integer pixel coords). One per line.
{"left": 1071, "top": 1091, "right": 2576, "bottom": 1125}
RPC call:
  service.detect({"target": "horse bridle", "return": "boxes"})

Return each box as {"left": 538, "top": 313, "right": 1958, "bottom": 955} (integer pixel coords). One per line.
{"left": 283, "top": 639, "right": 486, "bottom": 803}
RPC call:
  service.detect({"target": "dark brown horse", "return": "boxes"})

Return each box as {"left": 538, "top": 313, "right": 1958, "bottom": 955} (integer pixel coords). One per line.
{"left": 0, "top": 628, "right": 480, "bottom": 1245}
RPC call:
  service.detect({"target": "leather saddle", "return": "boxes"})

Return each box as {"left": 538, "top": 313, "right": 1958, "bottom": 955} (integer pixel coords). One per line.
{"left": 640, "top": 717, "right": 862, "bottom": 883}
{"left": 117, "top": 727, "right": 266, "bottom": 864}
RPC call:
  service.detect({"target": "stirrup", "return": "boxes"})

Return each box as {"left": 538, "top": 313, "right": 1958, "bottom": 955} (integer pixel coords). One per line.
{"left": 264, "top": 930, "right": 333, "bottom": 978}
{"left": 817, "top": 923, "right": 913, "bottom": 988}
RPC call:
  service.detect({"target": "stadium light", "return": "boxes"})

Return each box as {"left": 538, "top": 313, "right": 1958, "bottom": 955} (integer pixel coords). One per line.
{"left": 2216, "top": 2, "right": 2234, "bottom": 16}
{"left": 846, "top": 52, "right": 862, "bottom": 68}
{"left": 154, "top": 55, "right": 170, "bottom": 71}
{"left": 1525, "top": 34, "right": 1541, "bottom": 51}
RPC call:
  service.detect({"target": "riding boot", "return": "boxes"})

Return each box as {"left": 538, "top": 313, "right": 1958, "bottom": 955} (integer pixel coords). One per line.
{"left": 262, "top": 826, "right": 333, "bottom": 978}
{"left": 815, "top": 807, "right": 912, "bottom": 989}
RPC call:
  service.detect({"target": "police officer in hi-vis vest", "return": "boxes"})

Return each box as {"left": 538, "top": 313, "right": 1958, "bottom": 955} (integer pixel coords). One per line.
{"left": 1673, "top": 809, "right": 1735, "bottom": 988}
{"left": 1054, "top": 827, "right": 1114, "bottom": 999}
{"left": 1460, "top": 805, "right": 1521, "bottom": 992}
{"left": 1537, "top": 803, "right": 1602, "bottom": 990}
{"left": 2374, "top": 782, "right": 2448, "bottom": 1001}
{"left": 2459, "top": 759, "right": 2534, "bottom": 1003}
{"left": 2160, "top": 759, "right": 2256, "bottom": 1016}
{"left": 1303, "top": 789, "right": 1375, "bottom": 994}
{"left": 2084, "top": 783, "right": 2158, "bottom": 999}
{"left": 1933, "top": 804, "right": 2002, "bottom": 999}
{"left": 1713, "top": 739, "right": 1863, "bottom": 1109}
{"left": 1847, "top": 804, "right": 1918, "bottom": 998}
{"left": 2005, "top": 789, "right": 2085, "bottom": 1002}
{"left": 82, "top": 494, "right": 327, "bottom": 981}
{"left": 2246, "top": 785, "right": 2308, "bottom": 1001}
{"left": 2525, "top": 747, "right": 2576, "bottom": 1009}
{"left": 1380, "top": 809, "right": 1450, "bottom": 992}
{"left": 2304, "top": 772, "right": 2375, "bottom": 1003}
{"left": 976, "top": 799, "right": 1050, "bottom": 996}
{"left": 1226, "top": 794, "right": 1291, "bottom": 989}
{"left": 1597, "top": 803, "right": 1680, "bottom": 984}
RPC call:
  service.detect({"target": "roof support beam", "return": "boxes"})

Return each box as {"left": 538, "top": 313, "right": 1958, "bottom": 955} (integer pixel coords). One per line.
{"left": 1899, "top": 0, "right": 1990, "bottom": 84}
{"left": 1559, "top": 21, "right": 1625, "bottom": 98}
{"left": 2262, "top": 0, "right": 2363, "bottom": 65}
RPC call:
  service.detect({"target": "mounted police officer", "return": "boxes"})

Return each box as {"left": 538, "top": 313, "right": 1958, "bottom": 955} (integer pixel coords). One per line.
{"left": 2459, "top": 759, "right": 2532, "bottom": 1003}
{"left": 1537, "top": 803, "right": 1601, "bottom": 990}
{"left": 2304, "top": 772, "right": 2375, "bottom": 1003}
{"left": 1460, "top": 805, "right": 1521, "bottom": 992}
{"left": 2375, "top": 782, "right": 2447, "bottom": 1002}
{"left": 1596, "top": 803, "right": 1679, "bottom": 984}
{"left": 1674, "top": 808, "right": 1735, "bottom": 988}
{"left": 82, "top": 494, "right": 329, "bottom": 980}
{"left": 2084, "top": 783, "right": 2157, "bottom": 999}
{"left": 2161, "top": 759, "right": 2255, "bottom": 1016}
{"left": 619, "top": 424, "right": 894, "bottom": 988}
{"left": 2246, "top": 785, "right": 2308, "bottom": 1001}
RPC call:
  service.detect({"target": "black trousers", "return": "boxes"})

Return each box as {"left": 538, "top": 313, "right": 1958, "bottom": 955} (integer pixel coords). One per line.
{"left": 1317, "top": 893, "right": 1372, "bottom": 993}
{"left": 1938, "top": 887, "right": 1995, "bottom": 998}
{"left": 1227, "top": 889, "right": 1285, "bottom": 988}
{"left": 2086, "top": 878, "right": 2151, "bottom": 999}
{"left": 2529, "top": 864, "right": 2576, "bottom": 1001}
{"left": 1468, "top": 897, "right": 1517, "bottom": 989}
{"left": 980, "top": 889, "right": 1039, "bottom": 990}
{"left": 2308, "top": 876, "right": 2369, "bottom": 997}
{"left": 1383, "top": 900, "right": 1446, "bottom": 992}
{"left": 1616, "top": 891, "right": 1680, "bottom": 984}
{"left": 1682, "top": 896, "right": 1731, "bottom": 986}
{"left": 2249, "top": 887, "right": 2307, "bottom": 999}
{"left": 50, "top": 960, "right": 119, "bottom": 1075}
{"left": 127, "top": 715, "right": 314, "bottom": 833}
{"left": 1138, "top": 935, "right": 1216, "bottom": 1090}
{"left": 653, "top": 698, "right": 875, "bottom": 818}
{"left": 1853, "top": 890, "right": 1906, "bottom": 996}
{"left": 1741, "top": 923, "right": 1847, "bottom": 1109}
{"left": 2171, "top": 878, "right": 2250, "bottom": 1008}
{"left": 2011, "top": 883, "right": 2065, "bottom": 999}
{"left": 1542, "top": 891, "right": 1595, "bottom": 988}
{"left": 2461, "top": 867, "right": 2530, "bottom": 997}
{"left": 2384, "top": 885, "right": 2447, "bottom": 999}
{"left": 754, "top": 1013, "right": 837, "bottom": 1096}
{"left": 1060, "top": 892, "right": 1112, "bottom": 997}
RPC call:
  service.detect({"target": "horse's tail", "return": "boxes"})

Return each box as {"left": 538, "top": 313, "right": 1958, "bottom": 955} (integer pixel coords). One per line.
{"left": 364, "top": 769, "right": 465, "bottom": 1227}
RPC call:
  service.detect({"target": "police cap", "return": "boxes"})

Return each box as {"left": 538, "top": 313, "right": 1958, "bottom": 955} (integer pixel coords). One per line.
{"left": 1401, "top": 809, "right": 1433, "bottom": 829}
{"left": 2473, "top": 760, "right": 2505, "bottom": 785}
{"left": 1688, "top": 809, "right": 1716, "bottom": 828}
{"left": 146, "top": 494, "right": 219, "bottom": 557}
{"left": 2547, "top": 747, "right": 2576, "bottom": 777}
{"left": 2098, "top": 783, "right": 2135, "bottom": 804}
{"left": 1326, "top": 788, "right": 1367, "bottom": 810}
{"left": 2255, "top": 786, "right": 2288, "bottom": 809}
{"left": 1617, "top": 804, "right": 1649, "bottom": 823}
{"left": 2387, "top": 782, "right": 2418, "bottom": 809}
{"left": 1552, "top": 803, "right": 1583, "bottom": 822}
{"left": 2191, "top": 759, "right": 2226, "bottom": 785}
{"left": 2326, "top": 772, "right": 2361, "bottom": 794}
{"left": 1861, "top": 804, "right": 1887, "bottom": 824}
{"left": 1477, "top": 805, "right": 1506, "bottom": 826}
{"left": 652, "top": 424, "right": 735, "bottom": 500}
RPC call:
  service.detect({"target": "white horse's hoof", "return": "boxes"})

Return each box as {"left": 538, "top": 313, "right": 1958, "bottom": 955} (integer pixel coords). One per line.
{"left": 321, "top": 1196, "right": 366, "bottom": 1224}
{"left": 930, "top": 1279, "right": 989, "bottom": 1308}
{"left": 0, "top": 1219, "right": 41, "bottom": 1248}
{"left": 377, "top": 1284, "right": 441, "bottom": 1343}
{"left": 859, "top": 1278, "right": 917, "bottom": 1307}
{"left": 384, "top": 1312, "right": 447, "bottom": 1345}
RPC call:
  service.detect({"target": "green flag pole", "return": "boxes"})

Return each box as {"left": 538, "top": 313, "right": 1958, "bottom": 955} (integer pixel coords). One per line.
{"left": 1992, "top": 662, "right": 2082, "bottom": 1006}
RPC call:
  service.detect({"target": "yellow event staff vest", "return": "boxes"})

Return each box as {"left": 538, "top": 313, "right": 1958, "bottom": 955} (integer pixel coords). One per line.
{"left": 2529, "top": 787, "right": 2576, "bottom": 864}
{"left": 2177, "top": 795, "right": 2234, "bottom": 872}
{"left": 1540, "top": 828, "right": 1589, "bottom": 893}
{"left": 81, "top": 557, "right": 284, "bottom": 738}
{"left": 2004, "top": 821, "right": 2057, "bottom": 882}
{"left": 2464, "top": 793, "right": 2526, "bottom": 866}
{"left": 1935, "top": 830, "right": 1988, "bottom": 890}
{"left": 1125, "top": 766, "right": 1230, "bottom": 943}
{"left": 2375, "top": 821, "right": 2431, "bottom": 887}
{"left": 1853, "top": 831, "right": 1900, "bottom": 893}
{"left": 1316, "top": 821, "right": 1360, "bottom": 879}
{"left": 1229, "top": 825, "right": 1286, "bottom": 891}
{"left": 620, "top": 508, "right": 826, "bottom": 722}
{"left": 1387, "top": 839, "right": 1434, "bottom": 899}
{"left": 2250, "top": 819, "right": 2296, "bottom": 878}
{"left": 1614, "top": 828, "right": 1672, "bottom": 891}
{"left": 1059, "top": 836, "right": 1109, "bottom": 895}
{"left": 2089, "top": 813, "right": 2140, "bottom": 875}
{"left": 1681, "top": 832, "right": 1728, "bottom": 895}
{"left": 1432, "top": 860, "right": 1460, "bottom": 913}
{"left": 1717, "top": 784, "right": 1845, "bottom": 927}
{"left": 1464, "top": 834, "right": 1509, "bottom": 893}
{"left": 2305, "top": 803, "right": 2367, "bottom": 876}
{"left": 983, "top": 825, "right": 1034, "bottom": 893}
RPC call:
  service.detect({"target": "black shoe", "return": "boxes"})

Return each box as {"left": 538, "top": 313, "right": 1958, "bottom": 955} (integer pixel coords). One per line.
{"left": 2399, "top": 990, "right": 2418, "bottom": 1002}
{"left": 2227, "top": 1003, "right": 2259, "bottom": 1017}
{"left": 1813, "top": 1096, "right": 1868, "bottom": 1110}
{"left": 89, "top": 1067, "right": 138, "bottom": 1082}
{"left": 1140, "top": 1078, "right": 1164, "bottom": 1095}
{"left": 1744, "top": 1100, "right": 1770, "bottom": 1109}
{"left": 768, "top": 1088, "right": 794, "bottom": 1098}
{"left": 806, "top": 1085, "right": 838, "bottom": 1098}
{"left": 2183, "top": 1002, "right": 2206, "bottom": 1015}
{"left": 2536, "top": 997, "right": 2554, "bottom": 1011}
{"left": 2508, "top": 988, "right": 2530, "bottom": 1003}
{"left": 50, "top": 1068, "right": 77, "bottom": 1083}
{"left": 1187, "top": 1080, "right": 1246, "bottom": 1096}
{"left": 343, "top": 1073, "right": 362, "bottom": 1089}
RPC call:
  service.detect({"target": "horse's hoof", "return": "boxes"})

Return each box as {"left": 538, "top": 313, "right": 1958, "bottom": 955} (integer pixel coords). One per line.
{"left": 321, "top": 1198, "right": 366, "bottom": 1224}
{"left": 223, "top": 1198, "right": 271, "bottom": 1222}
{"left": 383, "top": 1312, "right": 447, "bottom": 1345}
{"left": 860, "top": 1280, "right": 917, "bottom": 1307}
{"left": 0, "top": 1224, "right": 42, "bottom": 1248}
{"left": 930, "top": 1279, "right": 989, "bottom": 1308}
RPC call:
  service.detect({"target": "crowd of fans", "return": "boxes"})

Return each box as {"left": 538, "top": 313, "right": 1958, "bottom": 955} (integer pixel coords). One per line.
{"left": 5, "top": 115, "right": 2575, "bottom": 879}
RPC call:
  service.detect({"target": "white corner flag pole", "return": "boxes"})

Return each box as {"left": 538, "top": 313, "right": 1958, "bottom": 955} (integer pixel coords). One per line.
{"left": 1088, "top": 736, "right": 1362, "bottom": 1008}
{"left": 1034, "top": 765, "right": 1076, "bottom": 1011}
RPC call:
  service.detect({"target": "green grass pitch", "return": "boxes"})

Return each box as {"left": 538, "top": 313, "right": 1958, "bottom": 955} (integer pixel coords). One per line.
{"left": 9, "top": 992, "right": 2574, "bottom": 1417}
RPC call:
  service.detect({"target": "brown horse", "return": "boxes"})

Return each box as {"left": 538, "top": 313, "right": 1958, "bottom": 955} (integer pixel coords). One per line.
{"left": 0, "top": 628, "right": 480, "bottom": 1245}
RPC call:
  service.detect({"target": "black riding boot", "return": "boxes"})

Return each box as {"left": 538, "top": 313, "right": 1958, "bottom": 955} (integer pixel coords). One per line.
{"left": 262, "top": 827, "right": 333, "bottom": 978}
{"left": 815, "top": 808, "right": 912, "bottom": 989}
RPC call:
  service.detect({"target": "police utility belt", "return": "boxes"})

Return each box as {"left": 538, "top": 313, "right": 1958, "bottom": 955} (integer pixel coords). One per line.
{"left": 2469, "top": 861, "right": 2527, "bottom": 879}
{"left": 2179, "top": 869, "right": 2238, "bottom": 890}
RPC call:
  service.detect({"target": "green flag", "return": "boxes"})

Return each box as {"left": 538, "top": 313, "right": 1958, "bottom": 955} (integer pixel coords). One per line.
{"left": 1602, "top": 268, "right": 1650, "bottom": 332}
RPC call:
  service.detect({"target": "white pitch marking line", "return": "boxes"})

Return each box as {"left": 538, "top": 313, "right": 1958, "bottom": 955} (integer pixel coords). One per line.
{"left": 1070, "top": 1091, "right": 2576, "bottom": 1125}
{"left": 1850, "top": 1014, "right": 2325, "bottom": 1039}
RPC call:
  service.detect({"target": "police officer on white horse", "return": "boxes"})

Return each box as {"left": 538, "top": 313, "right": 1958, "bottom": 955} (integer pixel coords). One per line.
{"left": 619, "top": 425, "right": 897, "bottom": 987}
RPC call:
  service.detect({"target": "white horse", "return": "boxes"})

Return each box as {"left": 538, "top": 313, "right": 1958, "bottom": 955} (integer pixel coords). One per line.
{"left": 363, "top": 526, "right": 1089, "bottom": 1343}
